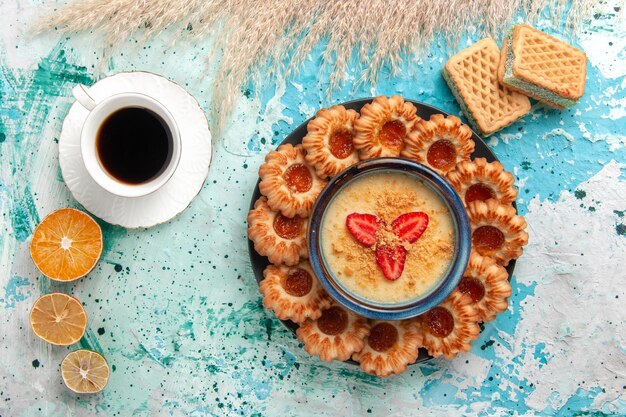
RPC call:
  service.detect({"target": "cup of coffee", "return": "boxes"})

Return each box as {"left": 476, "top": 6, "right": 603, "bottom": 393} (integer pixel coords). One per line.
{"left": 72, "top": 84, "right": 181, "bottom": 198}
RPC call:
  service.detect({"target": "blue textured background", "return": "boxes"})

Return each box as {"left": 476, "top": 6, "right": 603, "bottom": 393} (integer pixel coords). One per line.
{"left": 1, "top": 1, "right": 625, "bottom": 416}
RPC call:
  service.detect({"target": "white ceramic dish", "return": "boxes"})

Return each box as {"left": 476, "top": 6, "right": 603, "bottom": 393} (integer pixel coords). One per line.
{"left": 59, "top": 71, "right": 212, "bottom": 228}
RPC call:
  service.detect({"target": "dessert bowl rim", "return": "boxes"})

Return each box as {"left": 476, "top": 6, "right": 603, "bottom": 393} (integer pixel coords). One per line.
{"left": 308, "top": 157, "right": 471, "bottom": 320}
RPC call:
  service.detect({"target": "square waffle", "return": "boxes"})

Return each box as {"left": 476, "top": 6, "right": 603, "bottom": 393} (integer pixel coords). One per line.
{"left": 443, "top": 38, "right": 531, "bottom": 137}
{"left": 498, "top": 24, "right": 587, "bottom": 109}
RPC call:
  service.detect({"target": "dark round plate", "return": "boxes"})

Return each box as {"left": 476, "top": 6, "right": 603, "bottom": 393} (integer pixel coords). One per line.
{"left": 248, "top": 98, "right": 517, "bottom": 365}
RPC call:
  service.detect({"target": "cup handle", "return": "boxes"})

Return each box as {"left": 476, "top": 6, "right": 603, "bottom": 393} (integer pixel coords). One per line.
{"left": 72, "top": 84, "right": 97, "bottom": 111}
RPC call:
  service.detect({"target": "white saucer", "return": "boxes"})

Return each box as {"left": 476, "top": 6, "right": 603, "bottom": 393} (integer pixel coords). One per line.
{"left": 59, "top": 72, "right": 212, "bottom": 228}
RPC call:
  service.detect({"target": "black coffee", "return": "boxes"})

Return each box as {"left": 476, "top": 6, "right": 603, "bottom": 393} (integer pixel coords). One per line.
{"left": 96, "top": 107, "right": 172, "bottom": 184}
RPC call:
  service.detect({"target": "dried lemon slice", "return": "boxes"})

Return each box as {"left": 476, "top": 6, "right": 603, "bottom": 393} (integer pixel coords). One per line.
{"left": 29, "top": 293, "right": 87, "bottom": 346}
{"left": 61, "top": 350, "right": 110, "bottom": 394}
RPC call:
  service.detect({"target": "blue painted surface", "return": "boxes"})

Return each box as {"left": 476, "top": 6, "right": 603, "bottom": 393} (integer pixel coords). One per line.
{"left": 1, "top": 276, "right": 30, "bottom": 309}
{"left": 0, "top": 0, "right": 624, "bottom": 416}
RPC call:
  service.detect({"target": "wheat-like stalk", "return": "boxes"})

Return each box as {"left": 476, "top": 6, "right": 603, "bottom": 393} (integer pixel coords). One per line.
{"left": 37, "top": 0, "right": 603, "bottom": 137}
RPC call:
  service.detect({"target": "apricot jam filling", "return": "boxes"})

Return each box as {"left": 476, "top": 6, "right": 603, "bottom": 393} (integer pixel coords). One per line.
{"left": 465, "top": 183, "right": 496, "bottom": 204}
{"left": 426, "top": 139, "right": 457, "bottom": 171}
{"left": 472, "top": 225, "right": 505, "bottom": 254}
{"left": 329, "top": 130, "right": 354, "bottom": 159}
{"left": 458, "top": 277, "right": 485, "bottom": 303}
{"left": 283, "top": 268, "right": 313, "bottom": 297}
{"left": 379, "top": 121, "right": 406, "bottom": 151}
{"left": 273, "top": 214, "right": 303, "bottom": 239}
{"left": 368, "top": 322, "right": 399, "bottom": 352}
{"left": 317, "top": 306, "right": 348, "bottom": 335}
{"left": 284, "top": 164, "right": 313, "bottom": 193}
{"left": 424, "top": 306, "right": 455, "bottom": 338}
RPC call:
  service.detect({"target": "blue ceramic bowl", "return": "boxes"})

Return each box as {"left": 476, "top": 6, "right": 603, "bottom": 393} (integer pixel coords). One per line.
{"left": 308, "top": 158, "right": 471, "bottom": 320}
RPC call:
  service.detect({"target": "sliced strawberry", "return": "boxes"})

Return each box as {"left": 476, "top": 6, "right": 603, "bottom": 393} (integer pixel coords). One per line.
{"left": 392, "top": 212, "right": 429, "bottom": 243}
{"left": 346, "top": 213, "right": 383, "bottom": 247}
{"left": 375, "top": 245, "right": 407, "bottom": 281}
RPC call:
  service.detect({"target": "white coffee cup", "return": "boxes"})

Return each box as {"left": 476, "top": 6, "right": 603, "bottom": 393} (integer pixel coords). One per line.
{"left": 72, "top": 84, "right": 182, "bottom": 198}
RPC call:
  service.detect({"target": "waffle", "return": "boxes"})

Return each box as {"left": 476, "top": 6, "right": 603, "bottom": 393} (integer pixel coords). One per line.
{"left": 443, "top": 38, "right": 531, "bottom": 137}
{"left": 498, "top": 24, "right": 587, "bottom": 109}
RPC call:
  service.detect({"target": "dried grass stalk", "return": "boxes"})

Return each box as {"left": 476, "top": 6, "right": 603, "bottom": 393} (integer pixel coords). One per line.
{"left": 37, "top": 0, "right": 603, "bottom": 136}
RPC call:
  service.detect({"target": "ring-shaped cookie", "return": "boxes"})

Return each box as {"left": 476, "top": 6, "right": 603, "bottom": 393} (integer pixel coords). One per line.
{"left": 260, "top": 261, "right": 332, "bottom": 324}
{"left": 447, "top": 157, "right": 517, "bottom": 206}
{"left": 352, "top": 319, "right": 422, "bottom": 377}
{"left": 302, "top": 105, "right": 360, "bottom": 179}
{"left": 353, "top": 95, "right": 420, "bottom": 159}
{"left": 296, "top": 303, "right": 370, "bottom": 362}
{"left": 259, "top": 144, "right": 327, "bottom": 218}
{"left": 457, "top": 252, "right": 511, "bottom": 322}
{"left": 401, "top": 114, "right": 475, "bottom": 175}
{"left": 247, "top": 197, "right": 308, "bottom": 266}
{"left": 466, "top": 199, "right": 529, "bottom": 266}
{"left": 420, "top": 290, "right": 480, "bottom": 359}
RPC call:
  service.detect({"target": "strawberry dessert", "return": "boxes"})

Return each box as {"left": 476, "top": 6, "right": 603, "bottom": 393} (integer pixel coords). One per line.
{"left": 320, "top": 171, "right": 455, "bottom": 304}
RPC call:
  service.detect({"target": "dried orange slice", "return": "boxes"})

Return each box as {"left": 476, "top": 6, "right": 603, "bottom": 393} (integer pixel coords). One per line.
{"left": 29, "top": 293, "right": 87, "bottom": 345}
{"left": 30, "top": 208, "right": 103, "bottom": 281}
{"left": 61, "top": 350, "right": 110, "bottom": 393}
